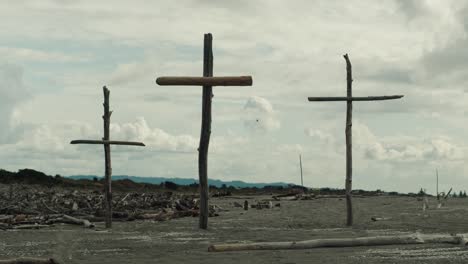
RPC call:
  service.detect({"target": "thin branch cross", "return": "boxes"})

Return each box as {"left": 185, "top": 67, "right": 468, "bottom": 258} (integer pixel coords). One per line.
{"left": 70, "top": 86, "right": 145, "bottom": 228}
{"left": 308, "top": 54, "right": 404, "bottom": 226}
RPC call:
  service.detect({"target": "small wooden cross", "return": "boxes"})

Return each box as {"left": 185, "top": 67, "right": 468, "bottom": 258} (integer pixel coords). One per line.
{"left": 156, "top": 33, "right": 253, "bottom": 229}
{"left": 70, "top": 86, "right": 145, "bottom": 228}
{"left": 308, "top": 54, "right": 403, "bottom": 226}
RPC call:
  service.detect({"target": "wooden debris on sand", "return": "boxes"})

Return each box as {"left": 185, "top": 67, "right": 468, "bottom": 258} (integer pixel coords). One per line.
{"left": 0, "top": 186, "right": 220, "bottom": 229}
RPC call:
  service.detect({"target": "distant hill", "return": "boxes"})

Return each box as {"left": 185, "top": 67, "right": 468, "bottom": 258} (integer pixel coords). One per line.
{"left": 0, "top": 168, "right": 416, "bottom": 196}
{"left": 68, "top": 175, "right": 292, "bottom": 188}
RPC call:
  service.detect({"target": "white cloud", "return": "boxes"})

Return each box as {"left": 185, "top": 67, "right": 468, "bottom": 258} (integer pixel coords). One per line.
{"left": 244, "top": 96, "right": 274, "bottom": 114}
{"left": 305, "top": 128, "right": 334, "bottom": 144}
{"left": 354, "top": 122, "right": 464, "bottom": 162}
{"left": 0, "top": 46, "right": 90, "bottom": 63}
{"left": 110, "top": 117, "right": 198, "bottom": 153}
{"left": 0, "top": 64, "right": 32, "bottom": 143}
{"left": 243, "top": 96, "right": 280, "bottom": 132}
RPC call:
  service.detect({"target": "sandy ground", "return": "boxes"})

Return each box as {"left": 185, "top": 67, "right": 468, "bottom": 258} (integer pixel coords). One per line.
{"left": 1, "top": 195, "right": 468, "bottom": 263}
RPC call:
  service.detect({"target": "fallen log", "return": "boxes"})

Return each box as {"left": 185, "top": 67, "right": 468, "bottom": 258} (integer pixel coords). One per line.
{"left": 0, "top": 222, "right": 9, "bottom": 230}
{"left": 13, "top": 224, "right": 52, "bottom": 230}
{"left": 208, "top": 233, "right": 468, "bottom": 252}
{"left": 232, "top": 201, "right": 243, "bottom": 208}
{"left": 0, "top": 258, "right": 59, "bottom": 264}
{"left": 371, "top": 217, "right": 391, "bottom": 221}
{"left": 62, "top": 214, "right": 94, "bottom": 228}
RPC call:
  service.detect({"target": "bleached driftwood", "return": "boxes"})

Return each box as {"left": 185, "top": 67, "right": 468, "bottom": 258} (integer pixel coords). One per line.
{"left": 422, "top": 196, "right": 429, "bottom": 211}
{"left": 62, "top": 214, "right": 94, "bottom": 228}
{"left": 13, "top": 224, "right": 52, "bottom": 230}
{"left": 0, "top": 258, "right": 59, "bottom": 264}
{"left": 371, "top": 217, "right": 391, "bottom": 221}
{"left": 437, "top": 187, "right": 452, "bottom": 209}
{"left": 208, "top": 233, "right": 468, "bottom": 252}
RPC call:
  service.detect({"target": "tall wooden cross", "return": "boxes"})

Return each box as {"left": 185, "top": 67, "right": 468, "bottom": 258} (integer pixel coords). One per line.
{"left": 156, "top": 33, "right": 253, "bottom": 229}
{"left": 70, "top": 86, "right": 145, "bottom": 228}
{"left": 308, "top": 54, "right": 403, "bottom": 226}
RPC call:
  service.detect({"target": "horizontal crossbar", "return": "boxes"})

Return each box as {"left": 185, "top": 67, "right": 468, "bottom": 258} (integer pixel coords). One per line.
{"left": 70, "top": 140, "right": 145, "bottom": 146}
{"left": 308, "top": 95, "right": 404, "bottom": 102}
{"left": 156, "top": 76, "right": 252, "bottom": 86}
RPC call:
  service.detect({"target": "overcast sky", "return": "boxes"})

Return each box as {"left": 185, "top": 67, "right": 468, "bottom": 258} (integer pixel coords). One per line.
{"left": 0, "top": 0, "right": 467, "bottom": 193}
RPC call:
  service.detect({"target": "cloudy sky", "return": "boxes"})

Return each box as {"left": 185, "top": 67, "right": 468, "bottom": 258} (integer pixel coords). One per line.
{"left": 0, "top": 0, "right": 467, "bottom": 193}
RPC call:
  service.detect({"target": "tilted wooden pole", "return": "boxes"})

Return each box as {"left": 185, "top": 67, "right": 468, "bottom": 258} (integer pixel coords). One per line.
{"left": 156, "top": 33, "right": 253, "bottom": 229}
{"left": 71, "top": 86, "right": 145, "bottom": 228}
{"left": 307, "top": 54, "right": 403, "bottom": 226}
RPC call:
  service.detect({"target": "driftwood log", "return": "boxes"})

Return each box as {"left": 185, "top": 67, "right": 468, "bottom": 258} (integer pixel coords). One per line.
{"left": 208, "top": 233, "right": 468, "bottom": 252}
{"left": 371, "top": 217, "right": 391, "bottom": 221}
{"left": 62, "top": 214, "right": 94, "bottom": 228}
{"left": 0, "top": 258, "right": 59, "bottom": 264}
{"left": 13, "top": 224, "right": 52, "bottom": 230}
{"left": 437, "top": 187, "right": 453, "bottom": 209}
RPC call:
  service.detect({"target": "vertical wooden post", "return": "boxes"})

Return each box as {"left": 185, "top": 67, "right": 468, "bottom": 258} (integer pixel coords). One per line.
{"left": 102, "top": 86, "right": 113, "bottom": 228}
{"left": 198, "top": 33, "right": 213, "bottom": 229}
{"left": 344, "top": 54, "right": 353, "bottom": 226}
{"left": 436, "top": 168, "right": 439, "bottom": 201}
{"left": 299, "top": 154, "right": 304, "bottom": 187}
